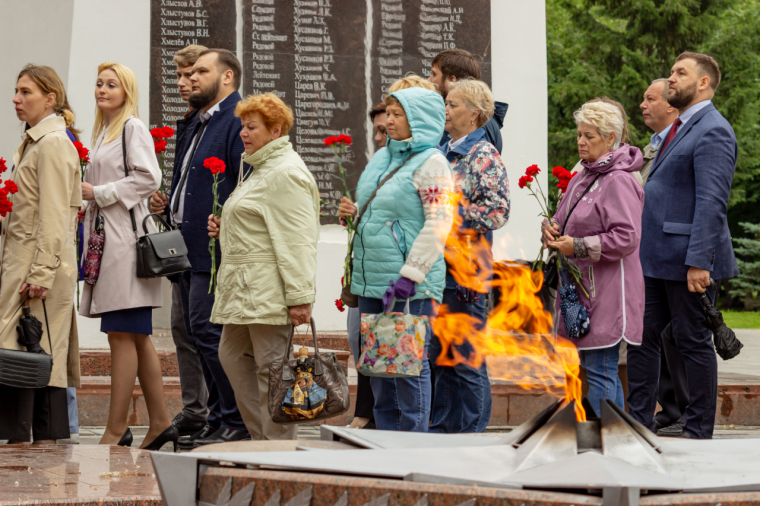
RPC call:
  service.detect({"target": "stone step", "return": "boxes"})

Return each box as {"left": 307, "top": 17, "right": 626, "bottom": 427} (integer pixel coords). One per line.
{"left": 79, "top": 346, "right": 351, "bottom": 378}
{"left": 75, "top": 372, "right": 760, "bottom": 428}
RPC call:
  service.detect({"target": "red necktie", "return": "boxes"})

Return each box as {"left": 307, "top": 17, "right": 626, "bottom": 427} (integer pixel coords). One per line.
{"left": 659, "top": 117, "right": 682, "bottom": 153}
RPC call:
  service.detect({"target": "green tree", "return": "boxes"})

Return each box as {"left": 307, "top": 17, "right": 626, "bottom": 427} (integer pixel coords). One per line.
{"left": 546, "top": 0, "right": 760, "bottom": 306}
{"left": 730, "top": 222, "right": 760, "bottom": 308}
{"left": 706, "top": 1, "right": 760, "bottom": 230}
{"left": 547, "top": 0, "right": 735, "bottom": 171}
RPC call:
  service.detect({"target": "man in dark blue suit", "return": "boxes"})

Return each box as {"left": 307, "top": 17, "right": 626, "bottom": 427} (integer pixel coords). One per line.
{"left": 627, "top": 52, "right": 739, "bottom": 439}
{"left": 151, "top": 48, "right": 247, "bottom": 447}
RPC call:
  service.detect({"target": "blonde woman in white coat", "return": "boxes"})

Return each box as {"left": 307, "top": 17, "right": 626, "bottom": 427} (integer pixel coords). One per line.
{"left": 80, "top": 62, "right": 177, "bottom": 451}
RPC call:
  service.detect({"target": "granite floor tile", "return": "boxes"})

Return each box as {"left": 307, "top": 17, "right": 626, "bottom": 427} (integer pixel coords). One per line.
{"left": 0, "top": 445, "right": 160, "bottom": 505}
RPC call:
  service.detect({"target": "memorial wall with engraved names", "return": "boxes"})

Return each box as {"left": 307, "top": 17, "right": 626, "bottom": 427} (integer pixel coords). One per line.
{"left": 149, "top": 0, "right": 236, "bottom": 190}
{"left": 150, "top": 0, "right": 490, "bottom": 223}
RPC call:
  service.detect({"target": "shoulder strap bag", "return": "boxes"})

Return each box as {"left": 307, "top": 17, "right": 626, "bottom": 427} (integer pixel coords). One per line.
{"left": 121, "top": 120, "right": 193, "bottom": 278}
{"left": 341, "top": 152, "right": 419, "bottom": 308}
{"left": 0, "top": 294, "right": 54, "bottom": 389}
{"left": 542, "top": 173, "right": 601, "bottom": 290}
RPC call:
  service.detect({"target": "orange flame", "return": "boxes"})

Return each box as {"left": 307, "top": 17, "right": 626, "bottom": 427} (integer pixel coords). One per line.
{"left": 435, "top": 194, "right": 586, "bottom": 421}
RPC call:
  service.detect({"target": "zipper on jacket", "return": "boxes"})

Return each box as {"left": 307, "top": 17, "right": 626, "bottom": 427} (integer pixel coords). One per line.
{"left": 241, "top": 272, "right": 256, "bottom": 311}
{"left": 391, "top": 220, "right": 408, "bottom": 260}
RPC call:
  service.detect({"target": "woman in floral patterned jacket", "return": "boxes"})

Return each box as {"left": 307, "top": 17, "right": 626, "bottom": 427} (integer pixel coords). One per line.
{"left": 430, "top": 79, "right": 510, "bottom": 434}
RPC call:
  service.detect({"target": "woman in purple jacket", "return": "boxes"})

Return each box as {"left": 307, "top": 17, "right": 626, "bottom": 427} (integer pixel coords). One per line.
{"left": 542, "top": 100, "right": 645, "bottom": 416}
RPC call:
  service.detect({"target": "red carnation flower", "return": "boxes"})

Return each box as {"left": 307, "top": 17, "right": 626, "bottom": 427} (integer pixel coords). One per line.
{"left": 0, "top": 191, "right": 13, "bottom": 217}
{"left": 336, "top": 134, "right": 352, "bottom": 146}
{"left": 204, "top": 156, "right": 226, "bottom": 175}
{"left": 335, "top": 299, "right": 346, "bottom": 312}
{"left": 0, "top": 157, "right": 7, "bottom": 174}
{"left": 150, "top": 127, "right": 162, "bottom": 139}
{"left": 160, "top": 126, "right": 175, "bottom": 138}
{"left": 525, "top": 164, "right": 541, "bottom": 177}
{"left": 518, "top": 175, "right": 533, "bottom": 189}
{"left": 552, "top": 166, "right": 569, "bottom": 178}
{"left": 154, "top": 138, "right": 168, "bottom": 154}
{"left": 3, "top": 180, "right": 18, "bottom": 194}
{"left": 323, "top": 136, "right": 338, "bottom": 146}
{"left": 73, "top": 142, "right": 90, "bottom": 164}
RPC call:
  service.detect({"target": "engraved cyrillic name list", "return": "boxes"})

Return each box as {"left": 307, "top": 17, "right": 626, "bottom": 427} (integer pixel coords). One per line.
{"left": 417, "top": 0, "right": 461, "bottom": 76}
{"left": 244, "top": 0, "right": 366, "bottom": 223}
{"left": 249, "top": 0, "right": 285, "bottom": 97}
{"left": 149, "top": 0, "right": 235, "bottom": 188}
{"left": 378, "top": 0, "right": 403, "bottom": 93}
{"left": 369, "top": 0, "right": 490, "bottom": 105}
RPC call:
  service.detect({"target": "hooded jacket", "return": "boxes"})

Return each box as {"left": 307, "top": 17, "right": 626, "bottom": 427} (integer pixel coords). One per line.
{"left": 351, "top": 87, "right": 454, "bottom": 302}
{"left": 551, "top": 144, "right": 645, "bottom": 350}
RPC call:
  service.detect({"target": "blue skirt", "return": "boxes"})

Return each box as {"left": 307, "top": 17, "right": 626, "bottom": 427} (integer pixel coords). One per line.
{"left": 100, "top": 306, "right": 153, "bottom": 335}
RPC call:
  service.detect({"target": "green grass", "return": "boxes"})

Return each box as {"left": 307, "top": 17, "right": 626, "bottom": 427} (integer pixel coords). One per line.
{"left": 722, "top": 310, "right": 760, "bottom": 329}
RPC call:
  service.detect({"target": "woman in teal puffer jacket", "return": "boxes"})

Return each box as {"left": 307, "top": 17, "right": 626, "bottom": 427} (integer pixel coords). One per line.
{"left": 341, "top": 86, "right": 454, "bottom": 432}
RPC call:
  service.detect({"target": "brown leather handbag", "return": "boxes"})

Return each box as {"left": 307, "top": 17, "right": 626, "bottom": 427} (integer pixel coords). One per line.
{"left": 268, "top": 318, "right": 350, "bottom": 424}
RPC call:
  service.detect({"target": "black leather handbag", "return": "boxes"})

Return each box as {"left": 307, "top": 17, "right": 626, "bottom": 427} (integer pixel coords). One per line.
{"left": 135, "top": 213, "right": 192, "bottom": 278}
{"left": 0, "top": 295, "right": 53, "bottom": 389}
{"left": 120, "top": 120, "right": 191, "bottom": 279}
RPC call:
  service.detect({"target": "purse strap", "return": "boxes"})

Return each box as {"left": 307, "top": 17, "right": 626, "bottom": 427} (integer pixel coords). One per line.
{"left": 122, "top": 119, "right": 140, "bottom": 240}
{"left": 347, "top": 152, "right": 420, "bottom": 258}
{"left": 560, "top": 173, "right": 601, "bottom": 236}
{"left": 282, "top": 317, "right": 322, "bottom": 380}
{"left": 0, "top": 293, "right": 54, "bottom": 364}
{"left": 355, "top": 152, "right": 419, "bottom": 226}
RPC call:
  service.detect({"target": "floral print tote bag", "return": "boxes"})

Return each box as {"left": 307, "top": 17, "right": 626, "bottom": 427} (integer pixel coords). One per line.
{"left": 357, "top": 301, "right": 429, "bottom": 378}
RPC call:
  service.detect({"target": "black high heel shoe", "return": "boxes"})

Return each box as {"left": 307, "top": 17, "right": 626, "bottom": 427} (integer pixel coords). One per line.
{"left": 117, "top": 428, "right": 133, "bottom": 447}
{"left": 142, "top": 425, "right": 179, "bottom": 452}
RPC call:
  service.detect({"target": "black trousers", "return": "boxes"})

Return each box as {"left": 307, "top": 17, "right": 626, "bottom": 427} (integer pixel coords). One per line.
{"left": 627, "top": 277, "right": 717, "bottom": 439}
{"left": 178, "top": 270, "right": 245, "bottom": 431}
{"left": 0, "top": 385, "right": 69, "bottom": 441}
{"left": 655, "top": 325, "right": 690, "bottom": 428}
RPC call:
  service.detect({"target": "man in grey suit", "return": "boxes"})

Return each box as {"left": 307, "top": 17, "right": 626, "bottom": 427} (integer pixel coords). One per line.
{"left": 639, "top": 78, "right": 690, "bottom": 436}
{"left": 628, "top": 52, "right": 739, "bottom": 439}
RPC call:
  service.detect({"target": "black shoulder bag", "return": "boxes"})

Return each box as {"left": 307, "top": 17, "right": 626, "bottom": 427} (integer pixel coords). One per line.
{"left": 341, "top": 153, "right": 419, "bottom": 308}
{"left": 0, "top": 294, "right": 53, "bottom": 389}
{"left": 542, "top": 173, "right": 601, "bottom": 290}
{"left": 121, "top": 120, "right": 192, "bottom": 278}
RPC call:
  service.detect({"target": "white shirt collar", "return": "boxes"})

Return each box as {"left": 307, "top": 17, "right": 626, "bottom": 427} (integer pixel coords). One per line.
{"left": 448, "top": 135, "right": 467, "bottom": 152}
{"left": 200, "top": 94, "right": 229, "bottom": 122}
{"left": 677, "top": 99, "right": 712, "bottom": 126}
{"left": 25, "top": 113, "right": 58, "bottom": 139}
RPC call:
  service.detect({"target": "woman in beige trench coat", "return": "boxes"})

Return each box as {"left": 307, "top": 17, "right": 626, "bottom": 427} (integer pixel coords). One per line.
{"left": 0, "top": 65, "right": 81, "bottom": 444}
{"left": 79, "top": 62, "right": 177, "bottom": 451}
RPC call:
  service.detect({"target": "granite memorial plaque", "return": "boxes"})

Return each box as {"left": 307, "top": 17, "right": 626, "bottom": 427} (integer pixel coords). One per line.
{"left": 243, "top": 0, "right": 491, "bottom": 223}
{"left": 149, "top": 0, "right": 236, "bottom": 190}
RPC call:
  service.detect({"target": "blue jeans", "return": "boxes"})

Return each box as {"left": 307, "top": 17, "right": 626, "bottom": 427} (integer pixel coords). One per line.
{"left": 580, "top": 342, "right": 625, "bottom": 417}
{"left": 358, "top": 296, "right": 433, "bottom": 432}
{"left": 429, "top": 288, "right": 491, "bottom": 433}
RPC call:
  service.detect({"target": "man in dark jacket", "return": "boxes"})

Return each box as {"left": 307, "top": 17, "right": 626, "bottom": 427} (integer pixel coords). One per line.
{"left": 427, "top": 49, "right": 508, "bottom": 153}
{"left": 628, "top": 52, "right": 739, "bottom": 440}
{"left": 150, "top": 48, "right": 247, "bottom": 448}
{"left": 150, "top": 44, "right": 209, "bottom": 440}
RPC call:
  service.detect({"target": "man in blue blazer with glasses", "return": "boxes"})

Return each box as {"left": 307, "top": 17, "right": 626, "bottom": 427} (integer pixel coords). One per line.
{"left": 627, "top": 52, "right": 738, "bottom": 439}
